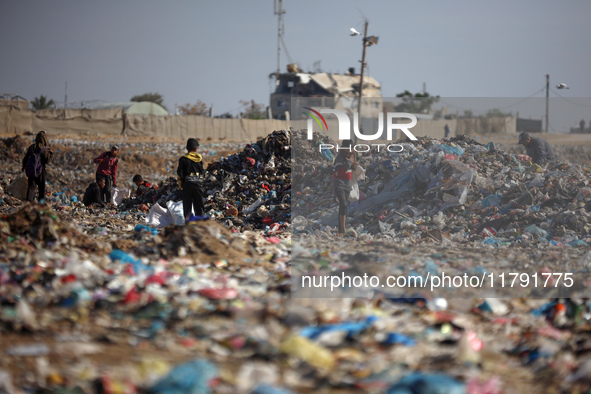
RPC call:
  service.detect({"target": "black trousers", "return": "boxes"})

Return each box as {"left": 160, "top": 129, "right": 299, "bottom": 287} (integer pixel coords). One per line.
{"left": 97, "top": 173, "right": 113, "bottom": 203}
{"left": 335, "top": 188, "right": 349, "bottom": 216}
{"left": 182, "top": 183, "right": 205, "bottom": 220}
{"left": 26, "top": 169, "right": 46, "bottom": 202}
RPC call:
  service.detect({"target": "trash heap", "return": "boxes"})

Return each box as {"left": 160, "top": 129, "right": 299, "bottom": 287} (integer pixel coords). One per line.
{"left": 138, "top": 130, "right": 297, "bottom": 233}
{"left": 294, "top": 134, "right": 591, "bottom": 248}
{"left": 2, "top": 131, "right": 591, "bottom": 392}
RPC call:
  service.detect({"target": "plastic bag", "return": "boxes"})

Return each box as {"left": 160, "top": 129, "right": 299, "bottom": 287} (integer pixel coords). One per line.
{"left": 167, "top": 200, "right": 186, "bottom": 226}
{"left": 146, "top": 204, "right": 174, "bottom": 228}
{"left": 353, "top": 165, "right": 366, "bottom": 181}
{"left": 349, "top": 183, "right": 360, "bottom": 202}
{"left": 112, "top": 187, "right": 130, "bottom": 206}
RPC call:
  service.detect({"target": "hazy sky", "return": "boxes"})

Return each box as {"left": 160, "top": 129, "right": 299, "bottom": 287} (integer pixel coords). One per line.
{"left": 2, "top": 0, "right": 590, "bottom": 128}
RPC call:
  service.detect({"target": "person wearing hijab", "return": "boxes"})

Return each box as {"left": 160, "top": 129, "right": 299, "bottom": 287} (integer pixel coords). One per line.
{"left": 177, "top": 138, "right": 205, "bottom": 221}
{"left": 21, "top": 130, "right": 53, "bottom": 202}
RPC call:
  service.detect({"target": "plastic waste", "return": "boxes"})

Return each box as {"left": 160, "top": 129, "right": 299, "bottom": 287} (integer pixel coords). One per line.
{"left": 109, "top": 249, "right": 152, "bottom": 274}
{"left": 149, "top": 359, "right": 218, "bottom": 394}
{"left": 251, "top": 385, "right": 295, "bottom": 394}
{"left": 382, "top": 332, "right": 416, "bottom": 346}
{"left": 279, "top": 335, "right": 336, "bottom": 371}
{"left": 7, "top": 344, "right": 50, "bottom": 357}
{"left": 135, "top": 224, "right": 159, "bottom": 235}
{"left": 479, "top": 298, "right": 509, "bottom": 315}
{"left": 299, "top": 316, "right": 376, "bottom": 340}
{"left": 387, "top": 372, "right": 465, "bottom": 394}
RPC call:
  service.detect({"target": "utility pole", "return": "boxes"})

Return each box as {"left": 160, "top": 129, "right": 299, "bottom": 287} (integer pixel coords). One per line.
{"left": 545, "top": 74, "right": 549, "bottom": 133}
{"left": 274, "top": 0, "right": 285, "bottom": 76}
{"left": 64, "top": 81, "right": 68, "bottom": 109}
{"left": 355, "top": 20, "right": 369, "bottom": 146}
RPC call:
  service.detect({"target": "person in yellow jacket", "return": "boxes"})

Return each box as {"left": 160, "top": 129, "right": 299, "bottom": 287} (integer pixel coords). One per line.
{"left": 176, "top": 138, "right": 205, "bottom": 220}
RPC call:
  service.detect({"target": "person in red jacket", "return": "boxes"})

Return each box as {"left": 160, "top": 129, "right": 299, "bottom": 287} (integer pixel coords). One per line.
{"left": 333, "top": 140, "right": 357, "bottom": 235}
{"left": 93, "top": 145, "right": 119, "bottom": 203}
{"left": 132, "top": 174, "right": 157, "bottom": 197}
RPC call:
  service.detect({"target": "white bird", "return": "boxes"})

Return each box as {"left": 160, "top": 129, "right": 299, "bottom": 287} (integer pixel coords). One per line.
{"left": 556, "top": 83, "right": 570, "bottom": 89}
{"left": 350, "top": 28, "right": 361, "bottom": 36}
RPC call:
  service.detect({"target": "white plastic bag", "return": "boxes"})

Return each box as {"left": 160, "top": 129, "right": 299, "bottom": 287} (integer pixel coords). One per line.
{"left": 349, "top": 182, "right": 360, "bottom": 202}
{"left": 146, "top": 204, "right": 173, "bottom": 228}
{"left": 166, "top": 200, "right": 187, "bottom": 226}
{"left": 111, "top": 187, "right": 130, "bottom": 206}
{"left": 353, "top": 165, "right": 366, "bottom": 181}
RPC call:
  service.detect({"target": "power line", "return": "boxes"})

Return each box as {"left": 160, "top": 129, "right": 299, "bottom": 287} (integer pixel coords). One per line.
{"left": 496, "top": 87, "right": 546, "bottom": 110}
{"left": 550, "top": 88, "right": 591, "bottom": 108}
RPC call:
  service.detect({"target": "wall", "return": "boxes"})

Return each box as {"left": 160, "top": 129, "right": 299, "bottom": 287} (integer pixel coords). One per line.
{"left": 0, "top": 101, "right": 517, "bottom": 141}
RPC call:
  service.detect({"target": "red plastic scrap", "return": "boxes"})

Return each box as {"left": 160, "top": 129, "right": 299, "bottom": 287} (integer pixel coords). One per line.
{"left": 262, "top": 216, "right": 274, "bottom": 225}
{"left": 197, "top": 288, "right": 239, "bottom": 300}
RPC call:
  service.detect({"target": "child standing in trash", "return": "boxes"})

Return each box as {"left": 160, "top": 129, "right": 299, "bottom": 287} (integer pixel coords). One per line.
{"left": 333, "top": 139, "right": 357, "bottom": 235}
{"left": 177, "top": 138, "right": 205, "bottom": 220}
{"left": 93, "top": 145, "right": 119, "bottom": 204}
{"left": 21, "top": 130, "right": 53, "bottom": 202}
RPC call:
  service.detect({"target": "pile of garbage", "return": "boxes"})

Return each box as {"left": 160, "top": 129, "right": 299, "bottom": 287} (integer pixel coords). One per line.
{"left": 2, "top": 130, "right": 591, "bottom": 392}
{"left": 137, "top": 130, "right": 297, "bottom": 233}
{"left": 294, "top": 134, "right": 591, "bottom": 248}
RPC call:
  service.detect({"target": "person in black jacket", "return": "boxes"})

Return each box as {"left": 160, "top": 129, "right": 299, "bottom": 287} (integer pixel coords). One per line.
{"left": 83, "top": 176, "right": 107, "bottom": 207}
{"left": 21, "top": 130, "right": 54, "bottom": 202}
{"left": 177, "top": 138, "right": 205, "bottom": 221}
{"left": 518, "top": 132, "right": 556, "bottom": 166}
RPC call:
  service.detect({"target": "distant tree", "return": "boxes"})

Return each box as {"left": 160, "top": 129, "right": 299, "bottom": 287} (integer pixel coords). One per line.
{"left": 179, "top": 100, "right": 208, "bottom": 115}
{"left": 394, "top": 90, "right": 439, "bottom": 114}
{"left": 485, "top": 108, "right": 512, "bottom": 118}
{"left": 215, "top": 112, "right": 234, "bottom": 119}
{"left": 31, "top": 95, "right": 56, "bottom": 111}
{"left": 130, "top": 92, "right": 167, "bottom": 111}
{"left": 239, "top": 100, "right": 267, "bottom": 119}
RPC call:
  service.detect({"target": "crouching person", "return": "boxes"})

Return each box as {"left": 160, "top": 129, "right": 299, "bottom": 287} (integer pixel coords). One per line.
{"left": 83, "top": 175, "right": 107, "bottom": 207}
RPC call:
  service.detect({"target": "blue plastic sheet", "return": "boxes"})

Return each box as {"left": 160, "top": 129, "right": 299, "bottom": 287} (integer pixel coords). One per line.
{"left": 440, "top": 145, "right": 465, "bottom": 156}
{"left": 109, "top": 249, "right": 152, "bottom": 274}
{"left": 134, "top": 224, "right": 159, "bottom": 235}
{"left": 387, "top": 372, "right": 466, "bottom": 394}
{"left": 320, "top": 148, "right": 335, "bottom": 162}
{"left": 299, "top": 316, "right": 377, "bottom": 340}
{"left": 569, "top": 239, "right": 589, "bottom": 247}
{"left": 251, "top": 385, "right": 295, "bottom": 394}
{"left": 483, "top": 238, "right": 502, "bottom": 248}
{"left": 382, "top": 332, "right": 416, "bottom": 346}
{"left": 149, "top": 359, "right": 218, "bottom": 394}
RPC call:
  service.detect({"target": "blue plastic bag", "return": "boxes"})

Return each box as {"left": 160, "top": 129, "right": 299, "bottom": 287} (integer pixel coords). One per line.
{"left": 387, "top": 372, "right": 465, "bottom": 394}
{"left": 149, "top": 359, "right": 218, "bottom": 394}
{"left": 109, "top": 249, "right": 152, "bottom": 274}
{"left": 300, "top": 316, "right": 377, "bottom": 340}
{"left": 382, "top": 332, "right": 416, "bottom": 346}
{"left": 135, "top": 224, "right": 159, "bottom": 235}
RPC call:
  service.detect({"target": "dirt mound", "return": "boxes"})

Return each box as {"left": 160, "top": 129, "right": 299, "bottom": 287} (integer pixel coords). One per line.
{"left": 0, "top": 203, "right": 109, "bottom": 253}
{"left": 159, "top": 219, "right": 253, "bottom": 264}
